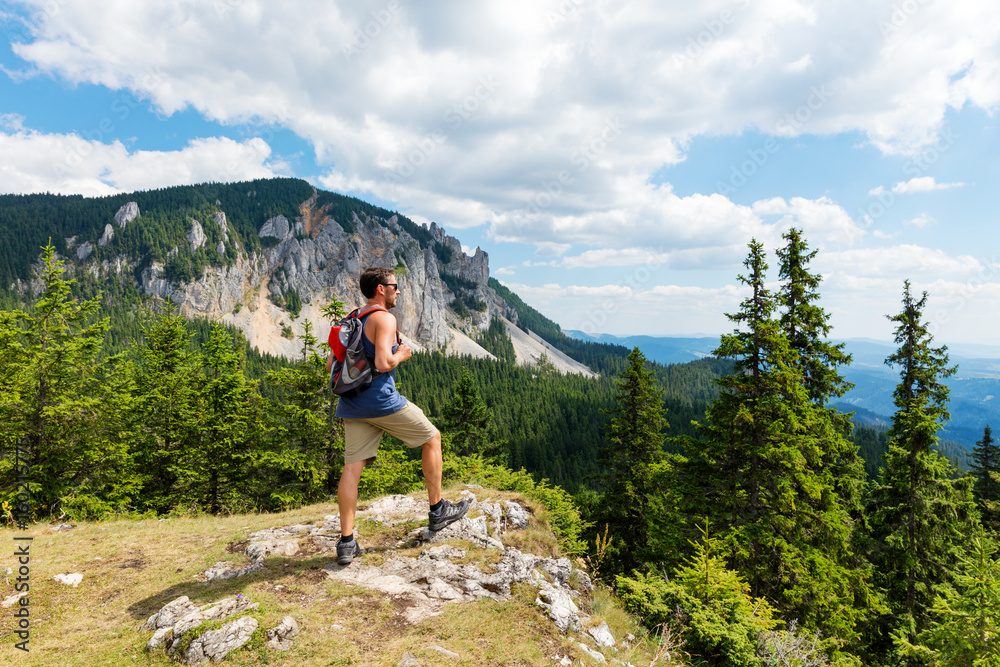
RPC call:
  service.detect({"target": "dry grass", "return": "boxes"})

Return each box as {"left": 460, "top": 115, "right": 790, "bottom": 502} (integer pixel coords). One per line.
{"left": 0, "top": 490, "right": 664, "bottom": 666}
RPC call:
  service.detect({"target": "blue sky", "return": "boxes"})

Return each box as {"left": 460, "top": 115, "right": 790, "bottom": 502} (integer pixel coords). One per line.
{"left": 1, "top": 0, "right": 998, "bottom": 344}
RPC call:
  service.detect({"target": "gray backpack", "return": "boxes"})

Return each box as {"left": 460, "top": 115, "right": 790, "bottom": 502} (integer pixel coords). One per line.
{"left": 329, "top": 306, "right": 397, "bottom": 398}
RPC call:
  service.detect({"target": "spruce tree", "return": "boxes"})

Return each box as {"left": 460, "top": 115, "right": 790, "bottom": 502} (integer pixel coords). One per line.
{"left": 970, "top": 425, "right": 1000, "bottom": 529}
{"left": 899, "top": 535, "right": 1000, "bottom": 666}
{"left": 264, "top": 319, "right": 338, "bottom": 505}
{"left": 778, "top": 228, "right": 867, "bottom": 508}
{"left": 598, "top": 347, "right": 668, "bottom": 575}
{"left": 441, "top": 366, "right": 506, "bottom": 462}
{"left": 777, "top": 227, "right": 853, "bottom": 402}
{"left": 867, "top": 281, "right": 978, "bottom": 664}
{"left": 132, "top": 300, "right": 202, "bottom": 513}
{"left": 191, "top": 324, "right": 261, "bottom": 514}
{"left": 684, "top": 239, "right": 869, "bottom": 651}
{"left": 0, "top": 245, "right": 135, "bottom": 518}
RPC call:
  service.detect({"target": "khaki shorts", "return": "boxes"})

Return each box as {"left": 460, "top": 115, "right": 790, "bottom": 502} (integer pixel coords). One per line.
{"left": 342, "top": 402, "right": 439, "bottom": 464}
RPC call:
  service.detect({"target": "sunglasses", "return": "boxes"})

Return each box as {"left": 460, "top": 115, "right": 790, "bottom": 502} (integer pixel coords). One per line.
{"left": 382, "top": 283, "right": 399, "bottom": 291}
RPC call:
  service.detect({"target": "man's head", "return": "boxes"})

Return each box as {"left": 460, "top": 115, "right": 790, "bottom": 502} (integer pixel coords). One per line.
{"left": 360, "top": 266, "right": 399, "bottom": 307}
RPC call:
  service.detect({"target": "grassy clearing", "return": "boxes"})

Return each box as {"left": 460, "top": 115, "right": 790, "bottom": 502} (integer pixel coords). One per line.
{"left": 0, "top": 490, "right": 664, "bottom": 666}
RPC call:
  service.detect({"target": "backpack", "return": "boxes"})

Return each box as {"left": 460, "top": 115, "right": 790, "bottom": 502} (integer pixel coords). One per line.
{"left": 328, "top": 306, "right": 399, "bottom": 398}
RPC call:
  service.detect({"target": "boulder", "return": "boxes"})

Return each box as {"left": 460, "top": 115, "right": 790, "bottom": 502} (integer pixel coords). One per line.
{"left": 183, "top": 615, "right": 258, "bottom": 666}
{"left": 264, "top": 616, "right": 299, "bottom": 651}
{"left": 588, "top": 621, "right": 616, "bottom": 648}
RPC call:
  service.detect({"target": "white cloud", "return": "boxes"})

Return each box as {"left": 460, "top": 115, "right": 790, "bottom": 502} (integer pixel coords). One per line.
{"left": 818, "top": 245, "right": 983, "bottom": 278}
{"left": 0, "top": 125, "right": 282, "bottom": 196}
{"left": 498, "top": 281, "right": 743, "bottom": 337}
{"left": 891, "top": 176, "right": 966, "bottom": 194}
{"left": 904, "top": 212, "right": 936, "bottom": 228}
{"left": 5, "top": 0, "right": 997, "bottom": 240}
{"left": 493, "top": 266, "right": 515, "bottom": 276}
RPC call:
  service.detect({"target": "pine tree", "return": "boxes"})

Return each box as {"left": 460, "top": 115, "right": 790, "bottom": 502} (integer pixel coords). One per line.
{"left": 777, "top": 227, "right": 853, "bottom": 402}
{"left": 264, "top": 318, "right": 338, "bottom": 506}
{"left": 0, "top": 245, "right": 135, "bottom": 519}
{"left": 191, "top": 324, "right": 261, "bottom": 514}
{"left": 441, "top": 366, "right": 506, "bottom": 462}
{"left": 683, "top": 239, "right": 870, "bottom": 650}
{"left": 899, "top": 535, "right": 1000, "bottom": 666}
{"left": 867, "top": 281, "right": 978, "bottom": 664}
{"left": 970, "top": 425, "right": 1000, "bottom": 529}
{"left": 598, "top": 347, "right": 668, "bottom": 575}
{"left": 132, "top": 300, "right": 202, "bottom": 513}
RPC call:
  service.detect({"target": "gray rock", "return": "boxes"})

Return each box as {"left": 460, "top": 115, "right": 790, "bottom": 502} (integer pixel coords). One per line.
{"left": 265, "top": 616, "right": 299, "bottom": 651}
{"left": 183, "top": 615, "right": 257, "bottom": 665}
{"left": 576, "top": 641, "right": 607, "bottom": 664}
{"left": 76, "top": 242, "right": 93, "bottom": 260}
{"left": 259, "top": 214, "right": 290, "bottom": 240}
{"left": 588, "top": 621, "right": 616, "bottom": 648}
{"left": 114, "top": 202, "right": 139, "bottom": 228}
{"left": 215, "top": 211, "right": 229, "bottom": 242}
{"left": 187, "top": 220, "right": 207, "bottom": 251}
{"left": 99, "top": 224, "right": 114, "bottom": 246}
{"left": 216, "top": 241, "right": 225, "bottom": 257}
{"left": 504, "top": 501, "right": 531, "bottom": 529}
{"left": 168, "top": 596, "right": 259, "bottom": 642}
{"left": 53, "top": 573, "right": 83, "bottom": 587}
{"left": 427, "top": 645, "right": 460, "bottom": 659}
{"left": 142, "top": 595, "right": 199, "bottom": 631}
{"left": 146, "top": 626, "right": 173, "bottom": 651}
{"left": 397, "top": 652, "right": 421, "bottom": 667}
{"left": 201, "top": 560, "right": 264, "bottom": 581}
{"left": 536, "top": 582, "right": 582, "bottom": 633}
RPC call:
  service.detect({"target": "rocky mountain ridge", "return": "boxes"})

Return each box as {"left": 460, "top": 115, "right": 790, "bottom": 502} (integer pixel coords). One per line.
{"left": 14, "top": 186, "right": 592, "bottom": 375}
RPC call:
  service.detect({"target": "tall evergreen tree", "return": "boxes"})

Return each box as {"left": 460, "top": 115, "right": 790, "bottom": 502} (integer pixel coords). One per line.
{"left": 0, "top": 245, "right": 135, "bottom": 518}
{"left": 598, "top": 347, "right": 668, "bottom": 575}
{"left": 777, "top": 227, "right": 853, "bottom": 403}
{"left": 867, "top": 281, "right": 978, "bottom": 665}
{"left": 777, "top": 228, "right": 867, "bottom": 507}
{"left": 132, "top": 301, "right": 202, "bottom": 513}
{"left": 264, "top": 319, "right": 338, "bottom": 505}
{"left": 191, "top": 324, "right": 261, "bottom": 514}
{"left": 683, "top": 239, "right": 870, "bottom": 652}
{"left": 441, "top": 366, "right": 506, "bottom": 462}
{"left": 970, "top": 425, "right": 1000, "bottom": 529}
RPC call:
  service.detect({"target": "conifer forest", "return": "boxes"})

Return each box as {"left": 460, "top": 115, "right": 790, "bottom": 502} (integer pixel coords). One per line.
{"left": 1, "top": 196, "right": 998, "bottom": 665}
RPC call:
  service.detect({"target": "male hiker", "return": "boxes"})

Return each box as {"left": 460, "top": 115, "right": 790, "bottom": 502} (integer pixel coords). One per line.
{"left": 327, "top": 266, "right": 468, "bottom": 565}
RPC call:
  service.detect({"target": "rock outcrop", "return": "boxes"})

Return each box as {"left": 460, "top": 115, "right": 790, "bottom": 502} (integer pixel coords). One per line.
{"left": 52, "top": 187, "right": 593, "bottom": 374}
{"left": 115, "top": 202, "right": 140, "bottom": 228}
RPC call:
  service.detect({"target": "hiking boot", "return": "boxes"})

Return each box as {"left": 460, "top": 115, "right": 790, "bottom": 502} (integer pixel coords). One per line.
{"left": 336, "top": 539, "right": 362, "bottom": 566}
{"left": 428, "top": 499, "right": 469, "bottom": 532}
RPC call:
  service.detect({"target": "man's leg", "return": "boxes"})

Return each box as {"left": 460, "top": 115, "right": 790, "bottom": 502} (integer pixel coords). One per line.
{"left": 421, "top": 433, "right": 442, "bottom": 506}
{"left": 338, "top": 459, "right": 367, "bottom": 537}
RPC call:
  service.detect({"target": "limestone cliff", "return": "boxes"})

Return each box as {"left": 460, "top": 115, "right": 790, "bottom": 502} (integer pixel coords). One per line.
{"left": 91, "top": 195, "right": 519, "bottom": 361}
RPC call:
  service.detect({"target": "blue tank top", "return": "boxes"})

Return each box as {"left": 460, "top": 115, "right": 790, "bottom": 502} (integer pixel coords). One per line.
{"left": 334, "top": 312, "right": 408, "bottom": 419}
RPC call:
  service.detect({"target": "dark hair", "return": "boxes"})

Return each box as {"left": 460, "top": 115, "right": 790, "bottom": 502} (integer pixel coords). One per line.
{"left": 360, "top": 266, "right": 395, "bottom": 298}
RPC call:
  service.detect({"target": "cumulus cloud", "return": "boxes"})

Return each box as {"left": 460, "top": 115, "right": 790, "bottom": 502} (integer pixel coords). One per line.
{"left": 891, "top": 176, "right": 966, "bottom": 194}
{"left": 817, "top": 245, "right": 983, "bottom": 278}
{"left": 904, "top": 212, "right": 936, "bottom": 228}
{"left": 5, "top": 0, "right": 997, "bottom": 237}
{"left": 0, "top": 124, "right": 282, "bottom": 196}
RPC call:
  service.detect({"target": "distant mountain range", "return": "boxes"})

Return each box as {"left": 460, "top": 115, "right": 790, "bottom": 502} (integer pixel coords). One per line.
{"left": 567, "top": 330, "right": 1000, "bottom": 451}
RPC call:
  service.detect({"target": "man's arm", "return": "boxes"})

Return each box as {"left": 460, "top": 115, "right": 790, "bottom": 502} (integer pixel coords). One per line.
{"left": 326, "top": 348, "right": 335, "bottom": 373}
{"left": 370, "top": 310, "right": 411, "bottom": 372}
